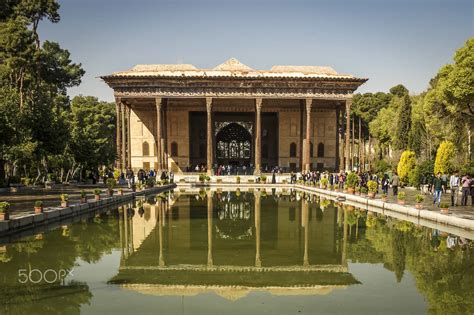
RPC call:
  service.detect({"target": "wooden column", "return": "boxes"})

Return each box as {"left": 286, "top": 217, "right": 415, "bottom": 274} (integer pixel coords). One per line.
{"left": 206, "top": 97, "right": 213, "bottom": 176}
{"left": 155, "top": 98, "right": 163, "bottom": 170}
{"left": 358, "top": 116, "right": 362, "bottom": 171}
{"left": 126, "top": 105, "right": 132, "bottom": 169}
{"left": 254, "top": 98, "right": 263, "bottom": 175}
{"left": 345, "top": 100, "right": 352, "bottom": 171}
{"left": 255, "top": 191, "right": 262, "bottom": 267}
{"left": 121, "top": 102, "right": 127, "bottom": 172}
{"left": 115, "top": 98, "right": 122, "bottom": 170}
{"left": 351, "top": 115, "right": 355, "bottom": 170}
{"left": 304, "top": 98, "right": 313, "bottom": 172}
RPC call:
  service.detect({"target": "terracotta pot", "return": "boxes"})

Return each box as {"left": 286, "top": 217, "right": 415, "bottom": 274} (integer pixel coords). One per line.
{"left": 397, "top": 200, "right": 405, "bottom": 205}
{"left": 441, "top": 208, "right": 449, "bottom": 214}
{"left": 368, "top": 192, "right": 376, "bottom": 199}
{"left": 95, "top": 195, "right": 100, "bottom": 201}
{"left": 34, "top": 206, "right": 43, "bottom": 214}
{"left": 0, "top": 213, "right": 9, "bottom": 221}
{"left": 61, "top": 201, "right": 69, "bottom": 208}
{"left": 80, "top": 197, "right": 87, "bottom": 204}
{"left": 347, "top": 188, "right": 355, "bottom": 194}
{"left": 382, "top": 197, "right": 388, "bottom": 202}
{"left": 415, "top": 203, "right": 423, "bottom": 210}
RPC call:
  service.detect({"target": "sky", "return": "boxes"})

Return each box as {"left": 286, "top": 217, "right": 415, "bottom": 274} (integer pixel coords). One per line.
{"left": 38, "top": 0, "right": 473, "bottom": 102}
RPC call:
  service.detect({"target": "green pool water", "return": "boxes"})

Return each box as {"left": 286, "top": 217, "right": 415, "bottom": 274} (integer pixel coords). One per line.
{"left": 0, "top": 189, "right": 473, "bottom": 314}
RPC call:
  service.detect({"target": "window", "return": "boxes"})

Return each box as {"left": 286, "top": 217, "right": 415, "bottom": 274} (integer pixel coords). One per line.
{"left": 317, "top": 142, "right": 325, "bottom": 157}
{"left": 171, "top": 142, "right": 178, "bottom": 156}
{"left": 310, "top": 141, "right": 314, "bottom": 157}
{"left": 289, "top": 142, "right": 297, "bottom": 157}
{"left": 142, "top": 141, "right": 150, "bottom": 156}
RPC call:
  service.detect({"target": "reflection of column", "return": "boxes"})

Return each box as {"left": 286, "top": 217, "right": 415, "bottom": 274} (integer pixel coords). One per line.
{"left": 115, "top": 98, "right": 122, "bottom": 169}
{"left": 345, "top": 100, "right": 352, "bottom": 171}
{"left": 206, "top": 98, "right": 213, "bottom": 176}
{"left": 119, "top": 206, "right": 124, "bottom": 262}
{"left": 254, "top": 98, "right": 262, "bottom": 175}
{"left": 129, "top": 206, "right": 134, "bottom": 253}
{"left": 123, "top": 205, "right": 129, "bottom": 259}
{"left": 302, "top": 200, "right": 309, "bottom": 267}
{"left": 304, "top": 98, "right": 313, "bottom": 172}
{"left": 155, "top": 98, "right": 163, "bottom": 170}
{"left": 158, "top": 201, "right": 165, "bottom": 267}
{"left": 255, "top": 192, "right": 262, "bottom": 267}
{"left": 126, "top": 105, "right": 132, "bottom": 169}
{"left": 342, "top": 207, "right": 348, "bottom": 267}
{"left": 207, "top": 191, "right": 213, "bottom": 267}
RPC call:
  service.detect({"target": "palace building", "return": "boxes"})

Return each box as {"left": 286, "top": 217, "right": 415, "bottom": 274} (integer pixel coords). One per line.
{"left": 101, "top": 58, "right": 367, "bottom": 174}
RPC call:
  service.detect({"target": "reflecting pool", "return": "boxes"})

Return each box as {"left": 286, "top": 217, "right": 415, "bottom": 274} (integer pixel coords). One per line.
{"left": 0, "top": 189, "right": 473, "bottom": 314}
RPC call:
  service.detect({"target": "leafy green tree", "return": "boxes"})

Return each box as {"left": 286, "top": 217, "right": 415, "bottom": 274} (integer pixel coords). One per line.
{"left": 434, "top": 141, "right": 456, "bottom": 174}
{"left": 393, "top": 94, "right": 412, "bottom": 150}
{"left": 389, "top": 84, "right": 409, "bottom": 97}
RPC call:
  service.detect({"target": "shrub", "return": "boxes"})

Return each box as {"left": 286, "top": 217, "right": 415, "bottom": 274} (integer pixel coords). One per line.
{"left": 80, "top": 190, "right": 86, "bottom": 198}
{"left": 21, "top": 177, "right": 32, "bottom": 186}
{"left": 60, "top": 194, "right": 68, "bottom": 202}
{"left": 106, "top": 178, "right": 116, "bottom": 190}
{"left": 199, "top": 174, "right": 206, "bottom": 182}
{"left": 415, "top": 194, "right": 425, "bottom": 203}
{"left": 260, "top": 175, "right": 267, "bottom": 182}
{"left": 34, "top": 201, "right": 43, "bottom": 207}
{"left": 360, "top": 186, "right": 368, "bottom": 194}
{"left": 146, "top": 178, "right": 155, "bottom": 188}
{"left": 374, "top": 159, "right": 392, "bottom": 174}
{"left": 346, "top": 172, "right": 359, "bottom": 188}
{"left": 439, "top": 202, "right": 450, "bottom": 208}
{"left": 93, "top": 189, "right": 102, "bottom": 195}
{"left": 236, "top": 176, "right": 240, "bottom": 184}
{"left": 320, "top": 178, "right": 329, "bottom": 187}
{"left": 355, "top": 186, "right": 360, "bottom": 192}
{"left": 367, "top": 180, "right": 378, "bottom": 193}
{"left": 205, "top": 175, "right": 211, "bottom": 182}
{"left": 434, "top": 141, "right": 455, "bottom": 174}
{"left": 0, "top": 202, "right": 10, "bottom": 213}
{"left": 397, "top": 150, "right": 416, "bottom": 185}
{"left": 397, "top": 192, "right": 406, "bottom": 200}
{"left": 113, "top": 169, "right": 121, "bottom": 181}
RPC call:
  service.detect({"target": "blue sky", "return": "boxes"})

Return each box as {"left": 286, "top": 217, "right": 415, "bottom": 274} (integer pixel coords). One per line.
{"left": 38, "top": 0, "right": 473, "bottom": 101}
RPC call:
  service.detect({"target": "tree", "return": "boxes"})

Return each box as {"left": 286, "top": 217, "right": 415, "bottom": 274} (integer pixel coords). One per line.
{"left": 397, "top": 150, "right": 416, "bottom": 184}
{"left": 393, "top": 94, "right": 412, "bottom": 150}
{"left": 434, "top": 141, "right": 456, "bottom": 174}
{"left": 389, "top": 84, "right": 409, "bottom": 98}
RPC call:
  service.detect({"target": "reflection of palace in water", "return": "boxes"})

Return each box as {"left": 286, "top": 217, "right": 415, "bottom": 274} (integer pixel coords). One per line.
{"left": 110, "top": 190, "right": 358, "bottom": 300}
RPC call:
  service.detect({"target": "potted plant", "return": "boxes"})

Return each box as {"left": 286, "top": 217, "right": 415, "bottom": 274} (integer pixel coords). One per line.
{"left": 320, "top": 178, "right": 329, "bottom": 189}
{"left": 367, "top": 180, "right": 377, "bottom": 198}
{"left": 260, "top": 175, "right": 267, "bottom": 183}
{"left": 355, "top": 186, "right": 361, "bottom": 195}
{"left": 415, "top": 194, "right": 425, "bottom": 209}
{"left": 236, "top": 176, "right": 240, "bottom": 184}
{"left": 34, "top": 201, "right": 44, "bottom": 214}
{"left": 334, "top": 184, "right": 339, "bottom": 192}
{"left": 106, "top": 178, "right": 116, "bottom": 196}
{"left": 345, "top": 172, "right": 359, "bottom": 194}
{"left": 439, "top": 202, "right": 450, "bottom": 214}
{"left": 80, "top": 190, "right": 87, "bottom": 203}
{"left": 0, "top": 202, "right": 10, "bottom": 220}
{"left": 343, "top": 184, "right": 348, "bottom": 193}
{"left": 118, "top": 188, "right": 124, "bottom": 196}
{"left": 60, "top": 194, "right": 69, "bottom": 208}
{"left": 199, "top": 174, "right": 206, "bottom": 183}
{"left": 397, "top": 191, "right": 406, "bottom": 205}
{"left": 205, "top": 175, "right": 211, "bottom": 183}
{"left": 381, "top": 193, "right": 388, "bottom": 202}
{"left": 360, "top": 186, "right": 368, "bottom": 196}
{"left": 94, "top": 189, "right": 102, "bottom": 201}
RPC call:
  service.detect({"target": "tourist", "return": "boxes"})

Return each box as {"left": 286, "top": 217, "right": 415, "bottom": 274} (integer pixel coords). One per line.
{"left": 432, "top": 172, "right": 443, "bottom": 207}
{"left": 449, "top": 171, "right": 460, "bottom": 206}
{"left": 391, "top": 171, "right": 400, "bottom": 196}
{"left": 461, "top": 174, "right": 471, "bottom": 206}
{"left": 272, "top": 170, "right": 276, "bottom": 184}
{"left": 441, "top": 173, "right": 448, "bottom": 193}
{"left": 169, "top": 171, "right": 174, "bottom": 183}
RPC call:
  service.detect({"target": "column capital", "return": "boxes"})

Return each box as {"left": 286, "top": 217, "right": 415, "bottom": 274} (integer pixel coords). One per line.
{"left": 206, "top": 97, "right": 213, "bottom": 111}
{"left": 155, "top": 97, "right": 163, "bottom": 109}
{"left": 255, "top": 98, "right": 263, "bottom": 111}
{"left": 345, "top": 99, "right": 352, "bottom": 108}
{"left": 305, "top": 98, "right": 313, "bottom": 110}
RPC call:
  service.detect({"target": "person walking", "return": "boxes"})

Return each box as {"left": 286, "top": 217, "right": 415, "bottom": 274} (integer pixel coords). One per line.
{"left": 391, "top": 172, "right": 400, "bottom": 196}
{"left": 441, "top": 173, "right": 448, "bottom": 194}
{"left": 461, "top": 175, "right": 471, "bottom": 206}
{"left": 449, "top": 171, "right": 460, "bottom": 206}
{"left": 432, "top": 172, "right": 443, "bottom": 207}
{"left": 382, "top": 174, "right": 389, "bottom": 195}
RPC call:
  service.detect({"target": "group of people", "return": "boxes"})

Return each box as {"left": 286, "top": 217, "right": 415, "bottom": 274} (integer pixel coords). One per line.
{"left": 429, "top": 171, "right": 473, "bottom": 207}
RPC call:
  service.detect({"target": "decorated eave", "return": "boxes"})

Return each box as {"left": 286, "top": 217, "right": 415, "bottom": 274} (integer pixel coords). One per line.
{"left": 101, "top": 58, "right": 367, "bottom": 84}
{"left": 101, "top": 58, "right": 367, "bottom": 99}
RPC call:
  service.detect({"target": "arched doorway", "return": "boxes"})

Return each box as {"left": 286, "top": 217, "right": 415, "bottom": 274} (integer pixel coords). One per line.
{"left": 216, "top": 122, "right": 252, "bottom": 167}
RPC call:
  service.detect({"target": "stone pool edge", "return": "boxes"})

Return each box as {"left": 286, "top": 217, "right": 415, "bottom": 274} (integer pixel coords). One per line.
{"left": 0, "top": 183, "right": 177, "bottom": 237}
